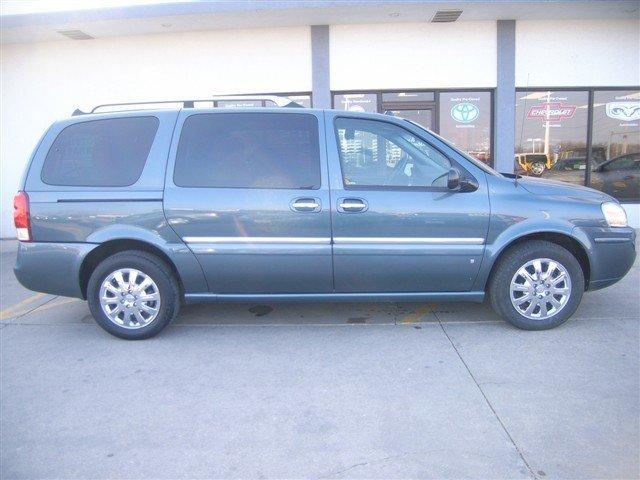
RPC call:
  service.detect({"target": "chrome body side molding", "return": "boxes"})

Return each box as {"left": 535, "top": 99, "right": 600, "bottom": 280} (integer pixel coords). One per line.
{"left": 185, "top": 291, "right": 486, "bottom": 303}
{"left": 184, "top": 237, "right": 331, "bottom": 244}
{"left": 184, "top": 236, "right": 485, "bottom": 245}
{"left": 333, "top": 237, "right": 485, "bottom": 245}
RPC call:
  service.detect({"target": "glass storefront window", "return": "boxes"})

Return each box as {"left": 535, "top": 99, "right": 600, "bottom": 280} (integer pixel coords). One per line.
{"left": 386, "top": 109, "right": 433, "bottom": 130}
{"left": 214, "top": 93, "right": 312, "bottom": 108}
{"left": 515, "top": 90, "right": 589, "bottom": 187}
{"left": 329, "top": 88, "right": 637, "bottom": 202}
{"left": 217, "top": 100, "right": 263, "bottom": 108}
{"left": 382, "top": 91, "right": 435, "bottom": 130}
{"left": 439, "top": 91, "right": 492, "bottom": 165}
{"left": 333, "top": 93, "right": 378, "bottom": 113}
{"left": 382, "top": 91, "right": 435, "bottom": 102}
{"left": 286, "top": 95, "right": 312, "bottom": 108}
{"left": 590, "top": 90, "right": 639, "bottom": 202}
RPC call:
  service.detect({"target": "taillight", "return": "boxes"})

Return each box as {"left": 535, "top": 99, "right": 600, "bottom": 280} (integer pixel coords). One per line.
{"left": 13, "top": 191, "right": 31, "bottom": 242}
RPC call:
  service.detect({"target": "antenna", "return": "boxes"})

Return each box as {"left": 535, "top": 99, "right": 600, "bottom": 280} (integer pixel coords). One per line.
{"left": 515, "top": 73, "right": 531, "bottom": 187}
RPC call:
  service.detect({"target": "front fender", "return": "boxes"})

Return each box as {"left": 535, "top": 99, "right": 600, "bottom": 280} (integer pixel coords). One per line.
{"left": 472, "top": 217, "right": 588, "bottom": 291}
{"left": 571, "top": 226, "right": 636, "bottom": 290}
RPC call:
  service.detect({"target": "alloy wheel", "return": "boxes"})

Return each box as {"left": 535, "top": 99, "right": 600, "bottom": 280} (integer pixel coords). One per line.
{"left": 510, "top": 258, "right": 571, "bottom": 320}
{"left": 99, "top": 268, "right": 161, "bottom": 329}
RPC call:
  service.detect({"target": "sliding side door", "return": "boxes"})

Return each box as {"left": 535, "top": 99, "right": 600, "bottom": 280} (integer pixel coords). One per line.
{"left": 164, "top": 110, "right": 332, "bottom": 294}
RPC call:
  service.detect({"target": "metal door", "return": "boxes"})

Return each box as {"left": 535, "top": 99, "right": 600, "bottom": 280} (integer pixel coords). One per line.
{"left": 325, "top": 111, "right": 490, "bottom": 293}
{"left": 163, "top": 110, "right": 332, "bottom": 294}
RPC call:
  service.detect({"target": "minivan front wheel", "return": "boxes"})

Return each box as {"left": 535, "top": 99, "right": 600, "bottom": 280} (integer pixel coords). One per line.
{"left": 87, "top": 250, "right": 180, "bottom": 339}
{"left": 489, "top": 240, "right": 584, "bottom": 330}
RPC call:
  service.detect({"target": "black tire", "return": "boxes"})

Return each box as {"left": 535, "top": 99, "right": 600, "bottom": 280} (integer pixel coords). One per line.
{"left": 530, "top": 162, "right": 545, "bottom": 176}
{"left": 87, "top": 250, "right": 180, "bottom": 340}
{"left": 488, "top": 240, "right": 584, "bottom": 330}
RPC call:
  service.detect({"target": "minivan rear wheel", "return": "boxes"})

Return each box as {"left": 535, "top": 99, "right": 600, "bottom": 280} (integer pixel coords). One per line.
{"left": 87, "top": 250, "right": 180, "bottom": 339}
{"left": 489, "top": 240, "right": 584, "bottom": 330}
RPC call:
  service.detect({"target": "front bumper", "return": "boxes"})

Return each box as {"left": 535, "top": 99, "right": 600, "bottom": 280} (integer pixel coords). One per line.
{"left": 573, "top": 226, "right": 636, "bottom": 291}
{"left": 14, "top": 241, "right": 98, "bottom": 298}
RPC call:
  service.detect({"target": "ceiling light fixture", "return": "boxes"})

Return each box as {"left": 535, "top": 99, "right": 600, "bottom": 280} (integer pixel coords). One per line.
{"left": 57, "top": 29, "right": 94, "bottom": 40}
{"left": 430, "top": 10, "right": 463, "bottom": 23}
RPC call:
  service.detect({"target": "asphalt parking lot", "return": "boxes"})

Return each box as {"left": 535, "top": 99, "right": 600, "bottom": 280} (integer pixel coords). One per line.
{"left": 1, "top": 239, "right": 638, "bottom": 480}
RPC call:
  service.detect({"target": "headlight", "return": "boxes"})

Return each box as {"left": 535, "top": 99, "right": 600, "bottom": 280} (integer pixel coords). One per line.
{"left": 601, "top": 202, "right": 628, "bottom": 227}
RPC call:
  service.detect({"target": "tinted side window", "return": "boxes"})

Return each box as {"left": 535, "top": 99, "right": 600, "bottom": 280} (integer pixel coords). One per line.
{"left": 334, "top": 117, "right": 451, "bottom": 188}
{"left": 174, "top": 113, "right": 321, "bottom": 189}
{"left": 42, "top": 117, "right": 159, "bottom": 187}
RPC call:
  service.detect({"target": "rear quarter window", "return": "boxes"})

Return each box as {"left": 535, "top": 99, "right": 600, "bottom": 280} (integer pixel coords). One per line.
{"left": 41, "top": 116, "right": 159, "bottom": 187}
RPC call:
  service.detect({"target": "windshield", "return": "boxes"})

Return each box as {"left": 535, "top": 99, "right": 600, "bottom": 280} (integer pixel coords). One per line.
{"left": 403, "top": 119, "right": 501, "bottom": 176}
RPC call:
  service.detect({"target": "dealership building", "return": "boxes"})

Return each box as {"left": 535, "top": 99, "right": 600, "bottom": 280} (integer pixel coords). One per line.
{"left": 1, "top": 0, "right": 639, "bottom": 237}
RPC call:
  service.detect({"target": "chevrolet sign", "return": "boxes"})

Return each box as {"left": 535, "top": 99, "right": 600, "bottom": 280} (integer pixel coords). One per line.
{"left": 527, "top": 102, "right": 577, "bottom": 121}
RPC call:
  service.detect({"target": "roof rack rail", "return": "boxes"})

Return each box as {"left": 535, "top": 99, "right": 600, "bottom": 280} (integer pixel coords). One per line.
{"left": 72, "top": 95, "right": 304, "bottom": 115}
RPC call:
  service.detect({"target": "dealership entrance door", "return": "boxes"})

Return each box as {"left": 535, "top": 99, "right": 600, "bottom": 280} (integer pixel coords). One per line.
{"left": 381, "top": 92, "right": 437, "bottom": 131}
{"left": 385, "top": 108, "right": 434, "bottom": 130}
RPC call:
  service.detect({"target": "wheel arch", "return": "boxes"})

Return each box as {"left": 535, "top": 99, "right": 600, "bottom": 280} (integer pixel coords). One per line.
{"left": 483, "top": 231, "right": 591, "bottom": 292}
{"left": 79, "top": 239, "right": 183, "bottom": 300}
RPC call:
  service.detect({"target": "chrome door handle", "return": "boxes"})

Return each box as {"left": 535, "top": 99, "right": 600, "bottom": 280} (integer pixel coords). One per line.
{"left": 291, "top": 197, "right": 321, "bottom": 212}
{"left": 338, "top": 198, "right": 368, "bottom": 213}
{"left": 339, "top": 201, "right": 364, "bottom": 210}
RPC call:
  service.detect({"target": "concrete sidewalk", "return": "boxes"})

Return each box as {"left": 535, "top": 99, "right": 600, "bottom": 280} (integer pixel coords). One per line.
{"left": 1, "top": 240, "right": 638, "bottom": 479}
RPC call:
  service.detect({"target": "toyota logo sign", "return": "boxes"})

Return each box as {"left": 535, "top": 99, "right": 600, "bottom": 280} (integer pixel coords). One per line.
{"left": 451, "top": 103, "right": 479, "bottom": 123}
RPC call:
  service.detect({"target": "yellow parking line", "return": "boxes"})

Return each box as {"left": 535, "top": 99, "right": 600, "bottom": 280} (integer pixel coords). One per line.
{"left": 400, "top": 303, "right": 435, "bottom": 324}
{"left": 31, "top": 297, "right": 82, "bottom": 314}
{"left": 0, "top": 293, "right": 46, "bottom": 320}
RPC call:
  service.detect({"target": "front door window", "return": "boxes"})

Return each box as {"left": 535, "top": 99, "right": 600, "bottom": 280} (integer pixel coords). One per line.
{"left": 334, "top": 117, "right": 451, "bottom": 188}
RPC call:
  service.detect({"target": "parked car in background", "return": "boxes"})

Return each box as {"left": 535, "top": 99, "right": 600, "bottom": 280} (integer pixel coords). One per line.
{"left": 13, "top": 102, "right": 636, "bottom": 339}
{"left": 542, "top": 147, "right": 613, "bottom": 186}
{"left": 557, "top": 147, "right": 606, "bottom": 165}
{"left": 590, "top": 152, "right": 640, "bottom": 202}
{"left": 543, "top": 155, "right": 588, "bottom": 186}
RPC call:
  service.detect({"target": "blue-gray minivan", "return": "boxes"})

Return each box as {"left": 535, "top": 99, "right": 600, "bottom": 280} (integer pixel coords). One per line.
{"left": 13, "top": 105, "right": 636, "bottom": 339}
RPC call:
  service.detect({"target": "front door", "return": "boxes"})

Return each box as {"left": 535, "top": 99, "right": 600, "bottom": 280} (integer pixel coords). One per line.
{"left": 163, "top": 110, "right": 332, "bottom": 294}
{"left": 325, "top": 111, "right": 490, "bottom": 293}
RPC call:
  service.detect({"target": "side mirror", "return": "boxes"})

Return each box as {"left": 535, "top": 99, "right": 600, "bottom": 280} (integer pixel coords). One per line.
{"left": 446, "top": 167, "right": 478, "bottom": 192}
{"left": 447, "top": 168, "right": 461, "bottom": 190}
